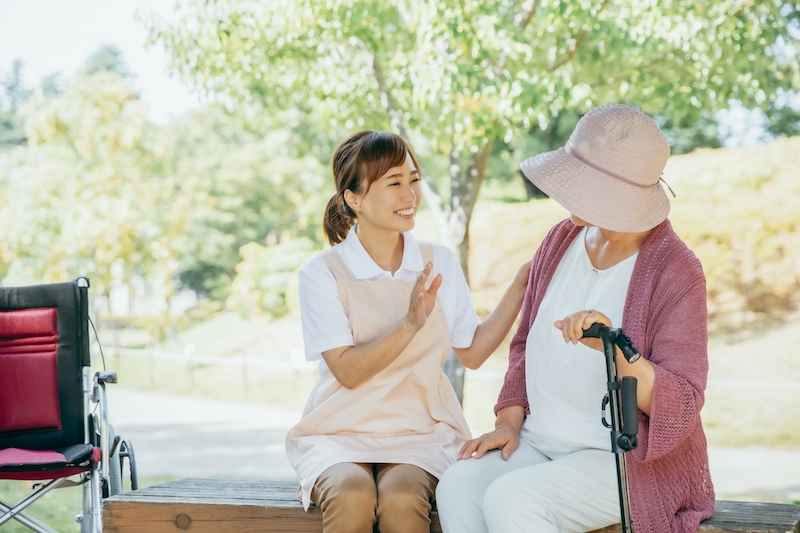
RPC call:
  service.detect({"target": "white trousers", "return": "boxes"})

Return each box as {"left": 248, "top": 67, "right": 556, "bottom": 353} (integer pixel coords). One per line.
{"left": 436, "top": 438, "right": 620, "bottom": 533}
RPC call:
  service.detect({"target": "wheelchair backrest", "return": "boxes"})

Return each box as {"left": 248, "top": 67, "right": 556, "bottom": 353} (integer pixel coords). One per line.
{"left": 0, "top": 279, "right": 91, "bottom": 450}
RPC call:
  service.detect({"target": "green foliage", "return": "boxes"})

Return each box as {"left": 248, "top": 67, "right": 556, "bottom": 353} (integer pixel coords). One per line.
{"left": 0, "top": 60, "right": 31, "bottom": 150}
{"left": 83, "top": 45, "right": 131, "bottom": 77}
{"left": 160, "top": 104, "right": 330, "bottom": 299}
{"left": 0, "top": 53, "right": 334, "bottom": 322}
{"left": 0, "top": 71, "right": 181, "bottom": 301}
{"left": 484, "top": 110, "right": 579, "bottom": 197}
{"left": 765, "top": 91, "right": 800, "bottom": 138}
{"left": 148, "top": 0, "right": 800, "bottom": 151}
{"left": 147, "top": 0, "right": 800, "bottom": 295}
{"left": 227, "top": 237, "right": 318, "bottom": 319}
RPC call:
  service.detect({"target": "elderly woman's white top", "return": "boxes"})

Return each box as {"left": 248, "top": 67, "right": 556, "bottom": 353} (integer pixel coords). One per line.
{"left": 522, "top": 227, "right": 637, "bottom": 453}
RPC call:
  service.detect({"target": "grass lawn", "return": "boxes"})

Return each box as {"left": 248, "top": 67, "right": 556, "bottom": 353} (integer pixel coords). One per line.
{"left": 0, "top": 476, "right": 173, "bottom": 533}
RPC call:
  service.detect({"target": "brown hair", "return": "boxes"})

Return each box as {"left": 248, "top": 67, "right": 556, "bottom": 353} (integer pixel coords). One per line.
{"left": 323, "top": 131, "right": 422, "bottom": 245}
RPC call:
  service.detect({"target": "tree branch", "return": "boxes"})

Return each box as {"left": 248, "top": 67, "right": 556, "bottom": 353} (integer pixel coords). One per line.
{"left": 353, "top": 37, "right": 406, "bottom": 139}
{"left": 352, "top": 36, "right": 445, "bottom": 207}
{"left": 590, "top": 2, "right": 753, "bottom": 88}
{"left": 514, "top": 0, "right": 538, "bottom": 29}
{"left": 547, "top": 0, "right": 610, "bottom": 73}
{"left": 464, "top": 140, "right": 492, "bottom": 221}
{"left": 548, "top": 30, "right": 588, "bottom": 72}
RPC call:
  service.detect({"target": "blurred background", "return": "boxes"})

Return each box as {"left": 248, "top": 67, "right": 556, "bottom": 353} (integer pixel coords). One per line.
{"left": 1, "top": 0, "right": 800, "bottom": 529}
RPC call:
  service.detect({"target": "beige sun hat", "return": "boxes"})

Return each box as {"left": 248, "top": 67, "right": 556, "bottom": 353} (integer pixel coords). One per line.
{"left": 520, "top": 104, "right": 673, "bottom": 232}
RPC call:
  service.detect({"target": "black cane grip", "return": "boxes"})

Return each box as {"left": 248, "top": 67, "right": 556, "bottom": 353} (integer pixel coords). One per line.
{"left": 621, "top": 376, "right": 639, "bottom": 439}
{"left": 582, "top": 322, "right": 605, "bottom": 339}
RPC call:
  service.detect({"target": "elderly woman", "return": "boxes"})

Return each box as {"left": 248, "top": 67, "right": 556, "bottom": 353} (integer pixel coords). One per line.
{"left": 436, "top": 104, "right": 715, "bottom": 533}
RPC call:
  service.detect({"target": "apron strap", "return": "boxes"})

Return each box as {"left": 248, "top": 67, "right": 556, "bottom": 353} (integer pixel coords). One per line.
{"left": 322, "top": 249, "right": 352, "bottom": 314}
{"left": 322, "top": 242, "right": 433, "bottom": 313}
{"left": 321, "top": 249, "right": 353, "bottom": 283}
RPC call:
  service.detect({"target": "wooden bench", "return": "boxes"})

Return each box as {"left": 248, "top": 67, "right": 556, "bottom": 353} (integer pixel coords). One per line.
{"left": 103, "top": 478, "right": 800, "bottom": 533}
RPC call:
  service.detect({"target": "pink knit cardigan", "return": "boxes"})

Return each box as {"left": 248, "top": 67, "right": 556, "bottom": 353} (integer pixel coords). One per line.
{"left": 495, "top": 218, "right": 715, "bottom": 532}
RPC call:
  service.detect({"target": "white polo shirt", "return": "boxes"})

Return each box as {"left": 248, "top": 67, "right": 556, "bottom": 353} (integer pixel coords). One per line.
{"left": 298, "top": 226, "right": 481, "bottom": 373}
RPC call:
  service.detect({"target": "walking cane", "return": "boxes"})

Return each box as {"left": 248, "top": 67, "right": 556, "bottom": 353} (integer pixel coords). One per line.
{"left": 582, "top": 323, "right": 641, "bottom": 533}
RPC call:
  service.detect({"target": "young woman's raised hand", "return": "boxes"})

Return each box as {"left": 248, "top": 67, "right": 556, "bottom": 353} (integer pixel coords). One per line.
{"left": 406, "top": 262, "right": 442, "bottom": 331}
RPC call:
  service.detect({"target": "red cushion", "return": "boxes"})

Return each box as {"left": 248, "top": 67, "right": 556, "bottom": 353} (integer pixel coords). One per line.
{"left": 0, "top": 447, "right": 67, "bottom": 466}
{"left": 0, "top": 446, "right": 100, "bottom": 480}
{"left": 0, "top": 308, "right": 61, "bottom": 432}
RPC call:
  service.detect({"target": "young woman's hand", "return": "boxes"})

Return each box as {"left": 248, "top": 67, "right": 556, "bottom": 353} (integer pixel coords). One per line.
{"left": 512, "top": 260, "right": 533, "bottom": 290}
{"left": 458, "top": 423, "right": 520, "bottom": 461}
{"left": 457, "top": 405, "right": 525, "bottom": 461}
{"left": 553, "top": 309, "right": 611, "bottom": 353}
{"left": 406, "top": 262, "right": 442, "bottom": 331}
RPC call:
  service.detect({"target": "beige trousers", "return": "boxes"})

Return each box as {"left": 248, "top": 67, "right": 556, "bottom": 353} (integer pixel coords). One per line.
{"left": 311, "top": 462, "right": 438, "bottom": 533}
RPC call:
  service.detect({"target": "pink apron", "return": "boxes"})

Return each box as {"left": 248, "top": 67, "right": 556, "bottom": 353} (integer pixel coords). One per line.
{"left": 286, "top": 244, "right": 471, "bottom": 509}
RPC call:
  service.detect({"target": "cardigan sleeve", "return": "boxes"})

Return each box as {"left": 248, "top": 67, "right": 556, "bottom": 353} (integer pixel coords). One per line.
{"left": 493, "top": 279, "right": 533, "bottom": 415}
{"left": 640, "top": 264, "right": 709, "bottom": 463}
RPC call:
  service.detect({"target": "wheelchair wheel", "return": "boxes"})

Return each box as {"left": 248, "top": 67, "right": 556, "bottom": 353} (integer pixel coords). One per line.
{"left": 118, "top": 438, "right": 139, "bottom": 490}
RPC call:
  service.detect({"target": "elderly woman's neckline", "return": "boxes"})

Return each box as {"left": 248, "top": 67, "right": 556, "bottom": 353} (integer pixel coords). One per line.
{"left": 583, "top": 226, "right": 651, "bottom": 271}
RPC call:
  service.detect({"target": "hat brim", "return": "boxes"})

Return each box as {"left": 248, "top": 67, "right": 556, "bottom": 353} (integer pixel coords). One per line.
{"left": 520, "top": 147, "right": 670, "bottom": 233}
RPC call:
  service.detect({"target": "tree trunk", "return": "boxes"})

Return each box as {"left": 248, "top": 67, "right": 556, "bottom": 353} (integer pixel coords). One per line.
{"left": 363, "top": 36, "right": 493, "bottom": 403}
{"left": 423, "top": 142, "right": 492, "bottom": 404}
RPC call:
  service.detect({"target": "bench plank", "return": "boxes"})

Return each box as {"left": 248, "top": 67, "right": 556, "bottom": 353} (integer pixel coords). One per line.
{"left": 593, "top": 500, "right": 800, "bottom": 533}
{"left": 103, "top": 479, "right": 800, "bottom": 533}
{"left": 103, "top": 479, "right": 440, "bottom": 533}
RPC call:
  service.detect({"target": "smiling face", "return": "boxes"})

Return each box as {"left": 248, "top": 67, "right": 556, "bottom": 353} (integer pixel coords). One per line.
{"left": 344, "top": 151, "right": 421, "bottom": 236}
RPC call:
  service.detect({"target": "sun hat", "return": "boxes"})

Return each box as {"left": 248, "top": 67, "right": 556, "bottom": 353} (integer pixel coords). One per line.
{"left": 520, "top": 104, "right": 673, "bottom": 232}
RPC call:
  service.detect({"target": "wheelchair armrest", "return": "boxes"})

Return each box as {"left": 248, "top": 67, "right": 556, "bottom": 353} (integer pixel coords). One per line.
{"left": 95, "top": 371, "right": 118, "bottom": 384}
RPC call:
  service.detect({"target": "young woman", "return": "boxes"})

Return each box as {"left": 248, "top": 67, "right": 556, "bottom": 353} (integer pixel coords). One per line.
{"left": 285, "top": 131, "right": 529, "bottom": 533}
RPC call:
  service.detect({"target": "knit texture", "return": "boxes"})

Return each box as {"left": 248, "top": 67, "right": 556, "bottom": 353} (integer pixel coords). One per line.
{"left": 495, "top": 218, "right": 715, "bottom": 532}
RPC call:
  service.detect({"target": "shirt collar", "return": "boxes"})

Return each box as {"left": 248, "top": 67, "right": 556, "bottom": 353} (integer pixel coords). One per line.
{"left": 341, "top": 225, "right": 424, "bottom": 280}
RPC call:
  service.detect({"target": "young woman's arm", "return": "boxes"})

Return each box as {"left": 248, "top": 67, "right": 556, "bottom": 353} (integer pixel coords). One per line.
{"left": 453, "top": 261, "right": 531, "bottom": 370}
{"left": 322, "top": 262, "right": 442, "bottom": 389}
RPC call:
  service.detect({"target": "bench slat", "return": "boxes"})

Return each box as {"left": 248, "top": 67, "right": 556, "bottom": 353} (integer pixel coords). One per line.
{"left": 593, "top": 500, "right": 800, "bottom": 533}
{"left": 103, "top": 479, "right": 799, "bottom": 533}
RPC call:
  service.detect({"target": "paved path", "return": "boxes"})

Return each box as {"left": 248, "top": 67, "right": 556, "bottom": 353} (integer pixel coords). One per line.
{"left": 107, "top": 388, "right": 298, "bottom": 481}
{"left": 107, "top": 388, "right": 800, "bottom": 501}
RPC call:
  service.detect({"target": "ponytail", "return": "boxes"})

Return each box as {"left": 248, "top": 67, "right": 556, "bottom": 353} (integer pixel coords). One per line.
{"left": 323, "top": 192, "right": 355, "bottom": 245}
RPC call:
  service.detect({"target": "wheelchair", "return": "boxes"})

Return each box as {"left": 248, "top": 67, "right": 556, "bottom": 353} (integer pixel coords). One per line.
{"left": 0, "top": 277, "right": 137, "bottom": 533}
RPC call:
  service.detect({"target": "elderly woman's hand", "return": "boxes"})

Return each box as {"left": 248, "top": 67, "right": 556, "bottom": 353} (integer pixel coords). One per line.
{"left": 554, "top": 309, "right": 611, "bottom": 353}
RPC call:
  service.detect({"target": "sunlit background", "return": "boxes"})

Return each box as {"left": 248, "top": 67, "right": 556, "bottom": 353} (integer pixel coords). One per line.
{"left": 1, "top": 1, "right": 800, "bottom": 528}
